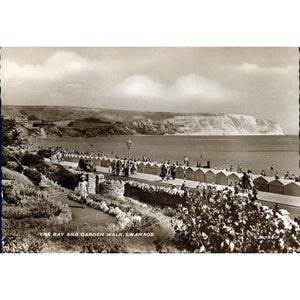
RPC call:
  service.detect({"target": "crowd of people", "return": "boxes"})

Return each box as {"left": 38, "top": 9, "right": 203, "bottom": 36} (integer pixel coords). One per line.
{"left": 43, "top": 146, "right": 300, "bottom": 184}
{"left": 108, "top": 160, "right": 138, "bottom": 177}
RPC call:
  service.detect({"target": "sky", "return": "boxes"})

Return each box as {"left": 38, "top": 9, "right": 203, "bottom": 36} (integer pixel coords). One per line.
{"left": 1, "top": 47, "right": 298, "bottom": 134}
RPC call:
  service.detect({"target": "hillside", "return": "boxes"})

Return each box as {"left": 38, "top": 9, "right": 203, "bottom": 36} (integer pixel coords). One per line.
{"left": 2, "top": 105, "right": 284, "bottom": 137}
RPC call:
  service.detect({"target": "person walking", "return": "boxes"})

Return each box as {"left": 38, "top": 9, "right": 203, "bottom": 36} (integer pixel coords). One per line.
{"left": 247, "top": 170, "right": 254, "bottom": 189}
{"left": 160, "top": 164, "right": 167, "bottom": 181}
{"left": 79, "top": 174, "right": 88, "bottom": 209}
{"left": 240, "top": 172, "right": 251, "bottom": 191}
{"left": 171, "top": 163, "right": 176, "bottom": 180}
{"left": 166, "top": 165, "right": 171, "bottom": 181}
{"left": 116, "top": 160, "right": 121, "bottom": 176}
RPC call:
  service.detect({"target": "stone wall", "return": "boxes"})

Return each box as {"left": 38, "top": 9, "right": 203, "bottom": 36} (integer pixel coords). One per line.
{"left": 124, "top": 182, "right": 186, "bottom": 209}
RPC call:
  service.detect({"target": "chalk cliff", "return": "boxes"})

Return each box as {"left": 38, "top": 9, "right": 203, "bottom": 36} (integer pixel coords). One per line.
{"left": 131, "top": 114, "right": 284, "bottom": 135}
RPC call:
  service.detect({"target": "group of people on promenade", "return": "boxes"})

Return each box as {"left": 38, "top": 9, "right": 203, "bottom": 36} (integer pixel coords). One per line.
{"left": 159, "top": 164, "right": 177, "bottom": 181}
{"left": 108, "top": 159, "right": 138, "bottom": 177}
{"left": 46, "top": 146, "right": 300, "bottom": 184}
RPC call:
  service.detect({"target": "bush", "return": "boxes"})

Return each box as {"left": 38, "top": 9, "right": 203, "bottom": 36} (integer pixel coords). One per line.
{"left": 6, "top": 161, "right": 23, "bottom": 173}
{"left": 2, "top": 230, "right": 45, "bottom": 253}
{"left": 36, "top": 163, "right": 78, "bottom": 190}
{"left": 2, "top": 148, "right": 22, "bottom": 166}
{"left": 173, "top": 186, "right": 300, "bottom": 253}
{"left": 2, "top": 182, "right": 22, "bottom": 204}
{"left": 20, "top": 153, "right": 43, "bottom": 167}
{"left": 27, "top": 115, "right": 39, "bottom": 121}
{"left": 23, "top": 168, "right": 42, "bottom": 186}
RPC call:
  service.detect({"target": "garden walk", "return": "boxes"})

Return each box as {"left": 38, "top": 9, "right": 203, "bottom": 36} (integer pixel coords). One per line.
{"left": 49, "top": 190, "right": 116, "bottom": 227}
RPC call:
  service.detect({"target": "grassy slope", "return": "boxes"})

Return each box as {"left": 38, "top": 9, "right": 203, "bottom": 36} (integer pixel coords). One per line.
{"left": 2, "top": 105, "right": 222, "bottom": 123}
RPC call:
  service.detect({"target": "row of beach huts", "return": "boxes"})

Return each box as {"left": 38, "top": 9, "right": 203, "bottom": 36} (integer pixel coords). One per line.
{"left": 62, "top": 154, "right": 300, "bottom": 197}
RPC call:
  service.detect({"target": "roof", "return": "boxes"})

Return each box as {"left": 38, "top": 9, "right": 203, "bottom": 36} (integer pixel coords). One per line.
{"left": 253, "top": 176, "right": 274, "bottom": 183}
{"left": 206, "top": 169, "right": 219, "bottom": 175}
{"left": 195, "top": 168, "right": 210, "bottom": 174}
{"left": 186, "top": 167, "right": 199, "bottom": 171}
{"left": 216, "top": 170, "right": 232, "bottom": 176}
{"left": 269, "top": 178, "right": 294, "bottom": 185}
{"left": 285, "top": 181, "right": 300, "bottom": 187}
{"left": 228, "top": 172, "right": 243, "bottom": 178}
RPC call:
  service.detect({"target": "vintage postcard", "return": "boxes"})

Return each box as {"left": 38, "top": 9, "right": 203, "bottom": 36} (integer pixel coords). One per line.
{"left": 1, "top": 47, "right": 299, "bottom": 253}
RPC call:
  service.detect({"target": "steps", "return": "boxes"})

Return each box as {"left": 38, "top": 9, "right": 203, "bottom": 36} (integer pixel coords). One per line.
{"left": 46, "top": 188, "right": 69, "bottom": 198}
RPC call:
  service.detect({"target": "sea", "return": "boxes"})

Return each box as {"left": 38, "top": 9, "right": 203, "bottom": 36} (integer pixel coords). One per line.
{"left": 33, "top": 135, "right": 299, "bottom": 177}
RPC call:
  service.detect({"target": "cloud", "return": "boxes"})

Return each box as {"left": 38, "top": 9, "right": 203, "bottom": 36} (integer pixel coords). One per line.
{"left": 233, "top": 63, "right": 296, "bottom": 75}
{"left": 64, "top": 83, "right": 82, "bottom": 89}
{"left": 172, "top": 74, "right": 240, "bottom": 100}
{"left": 112, "top": 73, "right": 241, "bottom": 103}
{"left": 113, "top": 75, "right": 164, "bottom": 98}
{"left": 1, "top": 51, "right": 128, "bottom": 87}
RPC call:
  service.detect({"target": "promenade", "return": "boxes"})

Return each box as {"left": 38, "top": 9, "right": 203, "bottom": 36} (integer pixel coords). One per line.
{"left": 58, "top": 160, "right": 300, "bottom": 213}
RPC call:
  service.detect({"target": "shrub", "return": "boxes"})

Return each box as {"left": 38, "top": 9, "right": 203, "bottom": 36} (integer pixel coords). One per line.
{"left": 23, "top": 168, "right": 42, "bottom": 186}
{"left": 2, "top": 182, "right": 22, "bottom": 204}
{"left": 80, "top": 239, "right": 127, "bottom": 253}
{"left": 38, "top": 149, "right": 53, "bottom": 158}
{"left": 173, "top": 186, "right": 300, "bottom": 253}
{"left": 36, "top": 163, "right": 78, "bottom": 190}
{"left": 20, "top": 153, "right": 43, "bottom": 167}
{"left": 27, "top": 115, "right": 39, "bottom": 121}
{"left": 2, "top": 148, "right": 22, "bottom": 166}
{"left": 6, "top": 161, "right": 23, "bottom": 173}
{"left": 2, "top": 230, "right": 45, "bottom": 253}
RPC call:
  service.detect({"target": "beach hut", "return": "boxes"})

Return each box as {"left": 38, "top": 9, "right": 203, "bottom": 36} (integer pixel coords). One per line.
{"left": 215, "top": 170, "right": 231, "bottom": 186}
{"left": 105, "top": 158, "right": 112, "bottom": 167}
{"left": 227, "top": 172, "right": 242, "bottom": 186}
{"left": 68, "top": 155, "right": 75, "bottom": 163}
{"left": 175, "top": 167, "right": 185, "bottom": 179}
{"left": 73, "top": 155, "right": 80, "bottom": 163}
{"left": 194, "top": 168, "right": 208, "bottom": 182}
{"left": 185, "top": 167, "right": 197, "bottom": 181}
{"left": 94, "top": 157, "right": 101, "bottom": 167}
{"left": 253, "top": 176, "right": 273, "bottom": 192}
{"left": 205, "top": 169, "right": 219, "bottom": 184}
{"left": 137, "top": 162, "right": 146, "bottom": 173}
{"left": 269, "top": 179, "right": 293, "bottom": 195}
{"left": 100, "top": 158, "right": 107, "bottom": 167}
{"left": 144, "top": 163, "right": 154, "bottom": 175}
{"left": 151, "top": 163, "right": 161, "bottom": 176}
{"left": 284, "top": 181, "right": 300, "bottom": 197}
{"left": 64, "top": 155, "right": 72, "bottom": 162}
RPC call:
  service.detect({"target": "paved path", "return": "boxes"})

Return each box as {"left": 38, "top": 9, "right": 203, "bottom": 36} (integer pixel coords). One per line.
{"left": 59, "top": 161, "right": 300, "bottom": 209}
{"left": 53, "top": 195, "right": 116, "bottom": 228}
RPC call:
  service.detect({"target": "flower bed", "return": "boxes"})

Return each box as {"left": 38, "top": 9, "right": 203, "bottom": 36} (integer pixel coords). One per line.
{"left": 173, "top": 185, "right": 300, "bottom": 253}
{"left": 124, "top": 181, "right": 187, "bottom": 209}
{"left": 2, "top": 180, "right": 72, "bottom": 228}
{"left": 68, "top": 192, "right": 139, "bottom": 229}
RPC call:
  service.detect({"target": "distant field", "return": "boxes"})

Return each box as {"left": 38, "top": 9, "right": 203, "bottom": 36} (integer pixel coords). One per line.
{"left": 1, "top": 105, "right": 224, "bottom": 123}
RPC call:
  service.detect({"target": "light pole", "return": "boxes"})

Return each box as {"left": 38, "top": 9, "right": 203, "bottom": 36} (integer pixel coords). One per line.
{"left": 183, "top": 156, "right": 188, "bottom": 180}
{"left": 126, "top": 140, "right": 132, "bottom": 160}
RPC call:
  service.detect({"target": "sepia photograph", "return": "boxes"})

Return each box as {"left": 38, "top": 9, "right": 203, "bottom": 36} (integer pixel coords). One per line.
{"left": 1, "top": 47, "right": 300, "bottom": 253}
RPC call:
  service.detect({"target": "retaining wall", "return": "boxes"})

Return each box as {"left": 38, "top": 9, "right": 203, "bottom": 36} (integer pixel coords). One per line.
{"left": 124, "top": 183, "right": 186, "bottom": 209}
